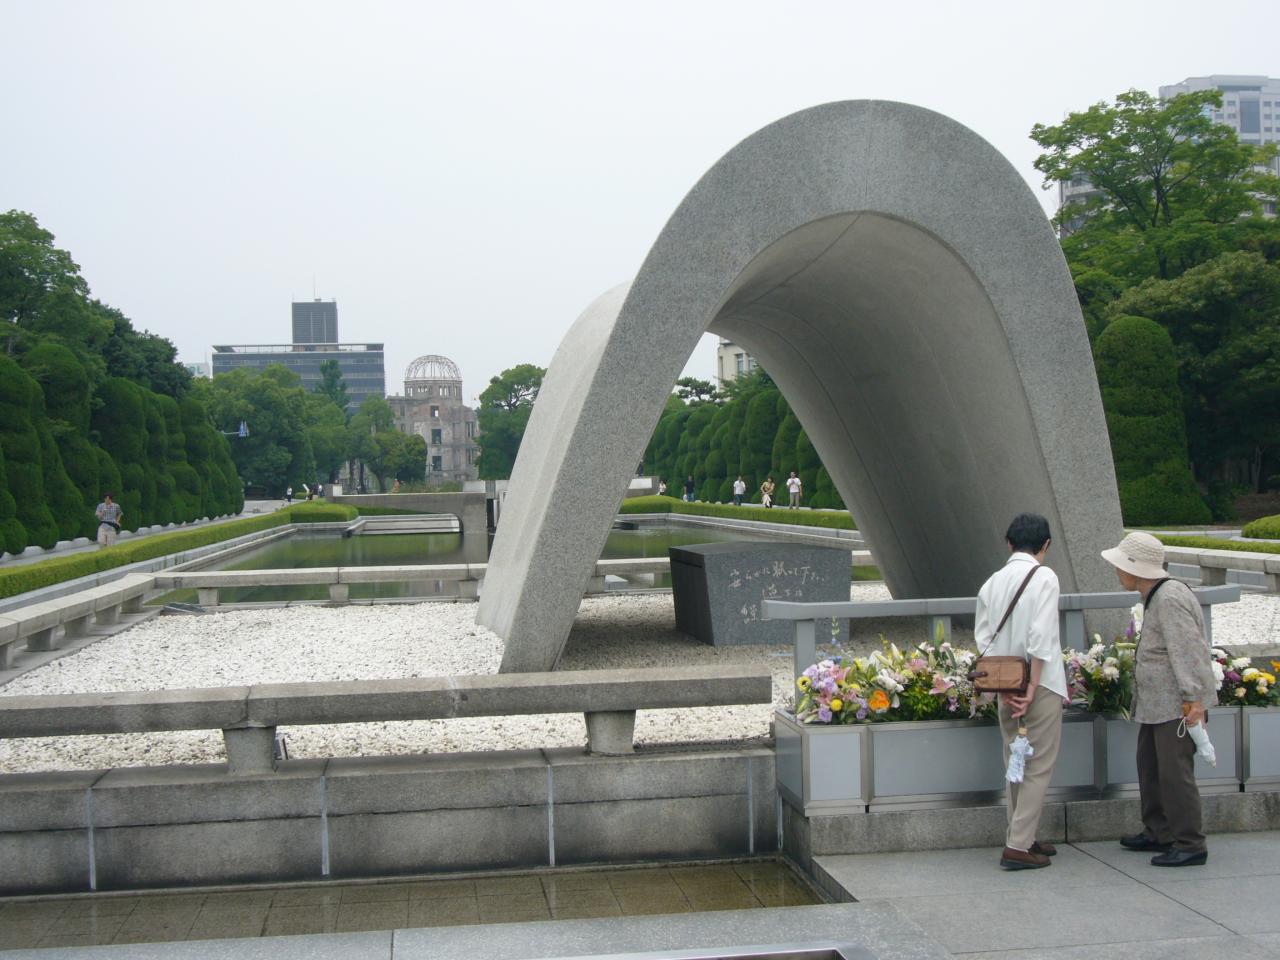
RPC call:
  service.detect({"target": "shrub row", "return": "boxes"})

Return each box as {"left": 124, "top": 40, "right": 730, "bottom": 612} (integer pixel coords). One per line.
{"left": 620, "top": 495, "right": 857, "bottom": 531}
{"left": 1156, "top": 534, "right": 1280, "bottom": 556}
{"left": 0, "top": 502, "right": 365, "bottom": 599}
{"left": 286, "top": 502, "right": 359, "bottom": 523}
{"left": 1241, "top": 514, "right": 1280, "bottom": 539}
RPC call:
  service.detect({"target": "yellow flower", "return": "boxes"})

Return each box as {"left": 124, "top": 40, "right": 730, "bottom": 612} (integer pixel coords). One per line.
{"left": 847, "top": 683, "right": 862, "bottom": 694}
{"left": 797, "top": 676, "right": 811, "bottom": 691}
{"left": 830, "top": 698, "right": 843, "bottom": 712}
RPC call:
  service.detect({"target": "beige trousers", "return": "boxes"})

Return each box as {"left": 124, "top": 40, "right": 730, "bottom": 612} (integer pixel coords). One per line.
{"left": 998, "top": 689, "right": 1063, "bottom": 851}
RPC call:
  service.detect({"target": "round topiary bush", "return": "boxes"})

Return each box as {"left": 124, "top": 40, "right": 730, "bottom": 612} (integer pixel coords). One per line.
{"left": 1094, "top": 316, "right": 1211, "bottom": 526}
{"left": 0, "top": 355, "right": 60, "bottom": 548}
{"left": 1242, "top": 514, "right": 1280, "bottom": 539}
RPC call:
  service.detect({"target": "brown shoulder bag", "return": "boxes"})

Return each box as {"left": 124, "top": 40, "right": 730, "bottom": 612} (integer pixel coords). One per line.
{"left": 968, "top": 565, "right": 1044, "bottom": 695}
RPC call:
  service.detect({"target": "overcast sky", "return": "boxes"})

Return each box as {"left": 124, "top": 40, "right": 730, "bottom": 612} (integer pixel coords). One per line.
{"left": 2, "top": 1, "right": 1274, "bottom": 403}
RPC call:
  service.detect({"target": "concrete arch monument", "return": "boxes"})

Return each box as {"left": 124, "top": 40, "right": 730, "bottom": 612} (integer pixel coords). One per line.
{"left": 478, "top": 100, "right": 1123, "bottom": 673}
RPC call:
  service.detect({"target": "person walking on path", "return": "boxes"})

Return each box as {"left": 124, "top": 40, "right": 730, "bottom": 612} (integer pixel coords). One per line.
{"left": 683, "top": 475, "right": 696, "bottom": 502}
{"left": 658, "top": 479, "right": 667, "bottom": 497}
{"left": 285, "top": 486, "right": 293, "bottom": 503}
{"left": 1101, "top": 531, "right": 1215, "bottom": 867}
{"left": 732, "top": 475, "right": 746, "bottom": 507}
{"left": 786, "top": 471, "right": 802, "bottom": 509}
{"left": 760, "top": 476, "right": 775, "bottom": 508}
{"left": 974, "top": 513, "right": 1066, "bottom": 870}
{"left": 95, "top": 493, "right": 124, "bottom": 547}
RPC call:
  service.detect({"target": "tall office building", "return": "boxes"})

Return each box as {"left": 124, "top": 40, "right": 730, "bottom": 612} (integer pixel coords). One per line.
{"left": 211, "top": 300, "right": 386, "bottom": 414}
{"left": 291, "top": 300, "right": 339, "bottom": 344}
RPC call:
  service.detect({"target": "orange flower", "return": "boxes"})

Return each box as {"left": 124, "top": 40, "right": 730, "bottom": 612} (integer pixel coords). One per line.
{"left": 868, "top": 689, "right": 891, "bottom": 713}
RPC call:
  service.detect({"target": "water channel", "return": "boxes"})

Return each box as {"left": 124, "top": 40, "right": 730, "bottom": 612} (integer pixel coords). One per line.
{"left": 153, "top": 524, "right": 780, "bottom": 604}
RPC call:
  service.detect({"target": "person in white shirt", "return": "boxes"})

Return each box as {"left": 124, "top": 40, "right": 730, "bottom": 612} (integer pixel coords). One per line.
{"left": 732, "top": 475, "right": 746, "bottom": 506}
{"left": 786, "top": 471, "right": 802, "bottom": 508}
{"left": 973, "top": 512, "right": 1065, "bottom": 871}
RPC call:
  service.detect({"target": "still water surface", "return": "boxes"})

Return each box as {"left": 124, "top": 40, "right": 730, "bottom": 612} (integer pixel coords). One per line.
{"left": 154, "top": 525, "right": 775, "bottom": 604}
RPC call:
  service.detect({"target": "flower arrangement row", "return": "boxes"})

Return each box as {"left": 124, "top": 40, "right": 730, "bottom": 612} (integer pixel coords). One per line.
{"left": 795, "top": 606, "right": 1279, "bottom": 726}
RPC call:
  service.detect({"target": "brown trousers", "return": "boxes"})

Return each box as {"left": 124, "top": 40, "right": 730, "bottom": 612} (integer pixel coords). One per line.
{"left": 1137, "top": 718, "right": 1206, "bottom": 853}
{"left": 998, "top": 691, "right": 1063, "bottom": 851}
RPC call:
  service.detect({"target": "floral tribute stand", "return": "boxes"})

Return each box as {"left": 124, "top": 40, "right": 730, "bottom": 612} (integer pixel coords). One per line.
{"left": 777, "top": 610, "right": 1278, "bottom": 816}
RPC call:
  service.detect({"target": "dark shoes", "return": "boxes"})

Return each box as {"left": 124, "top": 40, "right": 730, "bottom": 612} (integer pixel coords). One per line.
{"left": 1120, "top": 833, "right": 1172, "bottom": 853}
{"left": 1030, "top": 840, "right": 1057, "bottom": 857}
{"left": 1151, "top": 849, "right": 1208, "bottom": 867}
{"left": 1000, "top": 846, "right": 1051, "bottom": 870}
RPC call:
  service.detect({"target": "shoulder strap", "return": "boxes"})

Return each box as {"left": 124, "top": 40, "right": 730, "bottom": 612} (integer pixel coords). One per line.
{"left": 979, "top": 564, "right": 1044, "bottom": 658}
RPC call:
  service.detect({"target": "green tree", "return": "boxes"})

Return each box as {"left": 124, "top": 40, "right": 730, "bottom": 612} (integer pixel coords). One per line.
{"left": 1105, "top": 251, "right": 1280, "bottom": 492}
{"left": 1032, "top": 90, "right": 1279, "bottom": 285}
{"left": 674, "top": 376, "right": 719, "bottom": 404}
{"left": 0, "top": 354, "right": 59, "bottom": 547}
{"left": 0, "top": 444, "right": 26, "bottom": 554}
{"left": 316, "top": 358, "right": 351, "bottom": 414}
{"left": 476, "top": 364, "right": 545, "bottom": 480}
{"left": 306, "top": 393, "right": 350, "bottom": 484}
{"left": 193, "top": 365, "right": 316, "bottom": 497}
{"left": 1094, "top": 316, "right": 1211, "bottom": 524}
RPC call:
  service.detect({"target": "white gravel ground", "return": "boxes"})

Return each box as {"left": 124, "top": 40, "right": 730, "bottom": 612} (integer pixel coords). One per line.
{"left": 0, "top": 585, "right": 1275, "bottom": 774}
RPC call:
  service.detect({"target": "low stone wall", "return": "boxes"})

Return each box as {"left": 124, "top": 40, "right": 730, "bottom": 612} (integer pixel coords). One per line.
{"left": 0, "top": 743, "right": 776, "bottom": 894}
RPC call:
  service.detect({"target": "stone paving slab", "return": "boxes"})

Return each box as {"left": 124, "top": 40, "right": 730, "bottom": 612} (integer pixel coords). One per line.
{"left": 392, "top": 902, "right": 947, "bottom": 960}
{"left": 814, "top": 844, "right": 1132, "bottom": 899}
{"left": 956, "top": 934, "right": 1276, "bottom": 960}
{"left": 1072, "top": 830, "right": 1280, "bottom": 882}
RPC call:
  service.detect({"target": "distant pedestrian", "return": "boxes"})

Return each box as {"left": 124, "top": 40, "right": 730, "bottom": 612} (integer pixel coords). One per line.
{"left": 1101, "top": 532, "right": 1214, "bottom": 868}
{"left": 285, "top": 486, "right": 293, "bottom": 503}
{"left": 658, "top": 479, "right": 667, "bottom": 497}
{"left": 316, "top": 484, "right": 324, "bottom": 499}
{"left": 732, "top": 475, "right": 746, "bottom": 507}
{"left": 683, "top": 475, "right": 696, "bottom": 502}
{"left": 95, "top": 493, "right": 123, "bottom": 547}
{"left": 392, "top": 478, "right": 401, "bottom": 493}
{"left": 786, "top": 471, "right": 802, "bottom": 509}
{"left": 760, "top": 477, "right": 775, "bottom": 509}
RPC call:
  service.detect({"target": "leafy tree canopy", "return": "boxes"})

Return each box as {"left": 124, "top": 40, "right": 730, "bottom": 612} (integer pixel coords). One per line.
{"left": 1033, "top": 90, "right": 1279, "bottom": 285}
{"left": 316, "top": 358, "right": 350, "bottom": 414}
{"left": 476, "top": 363, "right": 546, "bottom": 479}
{"left": 674, "top": 377, "right": 719, "bottom": 404}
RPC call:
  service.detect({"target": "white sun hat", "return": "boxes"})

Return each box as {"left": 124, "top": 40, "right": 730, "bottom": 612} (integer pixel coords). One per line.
{"left": 1100, "top": 531, "right": 1167, "bottom": 580}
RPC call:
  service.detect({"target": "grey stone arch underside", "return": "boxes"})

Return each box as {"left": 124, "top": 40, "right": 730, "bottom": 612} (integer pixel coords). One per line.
{"left": 478, "top": 100, "right": 1123, "bottom": 673}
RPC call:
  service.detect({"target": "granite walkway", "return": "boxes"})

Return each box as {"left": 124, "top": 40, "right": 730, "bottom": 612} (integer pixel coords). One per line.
{"left": 814, "top": 829, "right": 1280, "bottom": 959}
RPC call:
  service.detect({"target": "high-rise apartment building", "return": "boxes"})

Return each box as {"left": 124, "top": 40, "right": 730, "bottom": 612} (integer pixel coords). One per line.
{"left": 211, "top": 300, "right": 386, "bottom": 413}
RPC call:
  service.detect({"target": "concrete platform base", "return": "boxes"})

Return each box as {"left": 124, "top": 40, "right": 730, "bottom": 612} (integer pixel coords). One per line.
{"left": 781, "top": 789, "right": 1280, "bottom": 877}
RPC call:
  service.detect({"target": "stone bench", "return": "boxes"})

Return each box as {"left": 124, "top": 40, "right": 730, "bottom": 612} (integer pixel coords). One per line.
{"left": 0, "top": 665, "right": 772, "bottom": 774}
{"left": 0, "top": 573, "right": 153, "bottom": 668}
{"left": 1164, "top": 546, "right": 1280, "bottom": 592}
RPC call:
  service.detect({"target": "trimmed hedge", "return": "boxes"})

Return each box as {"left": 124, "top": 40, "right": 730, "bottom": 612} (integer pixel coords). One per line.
{"left": 0, "top": 512, "right": 289, "bottom": 599}
{"left": 0, "top": 502, "right": 363, "bottom": 599}
{"left": 1095, "top": 317, "right": 1211, "bottom": 525}
{"left": 1242, "top": 515, "right": 1280, "bottom": 539}
{"left": 1156, "top": 534, "right": 1280, "bottom": 555}
{"left": 620, "top": 495, "right": 857, "bottom": 530}
{"left": 286, "top": 502, "right": 358, "bottom": 523}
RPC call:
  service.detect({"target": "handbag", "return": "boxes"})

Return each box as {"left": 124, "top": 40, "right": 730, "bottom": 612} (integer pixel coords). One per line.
{"left": 968, "top": 565, "right": 1044, "bottom": 695}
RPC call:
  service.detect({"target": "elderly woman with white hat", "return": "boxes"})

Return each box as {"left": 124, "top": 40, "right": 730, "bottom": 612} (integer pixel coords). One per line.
{"left": 1100, "top": 531, "right": 1215, "bottom": 867}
